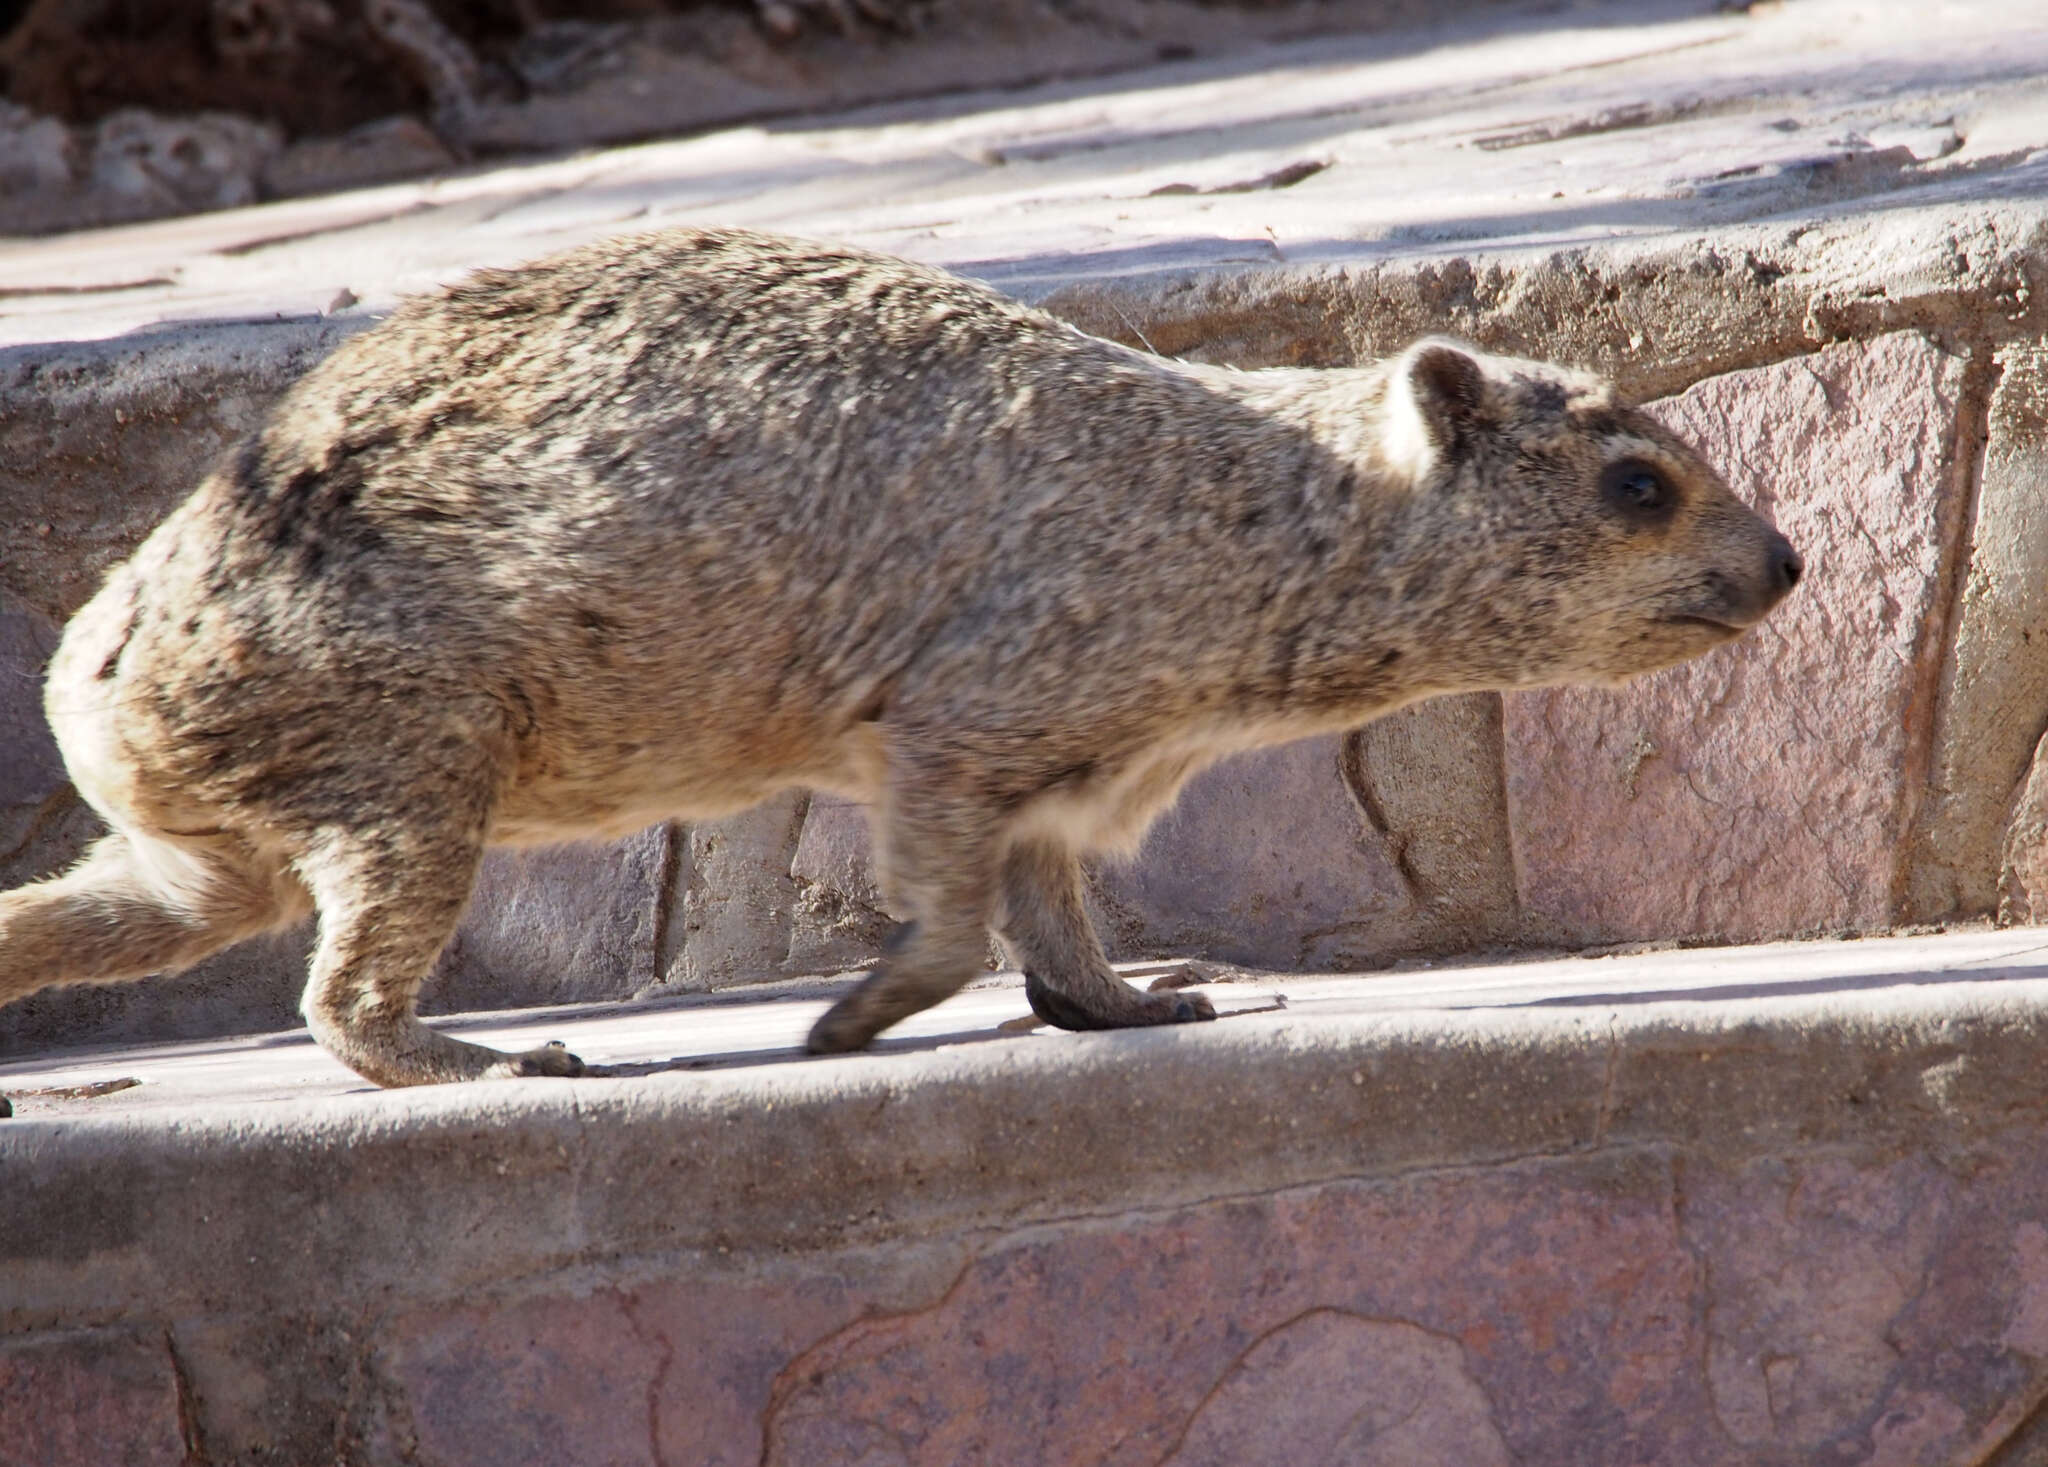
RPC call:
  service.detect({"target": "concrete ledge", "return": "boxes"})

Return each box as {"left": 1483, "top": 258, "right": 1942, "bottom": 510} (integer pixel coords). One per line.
{"left": 10, "top": 930, "right": 2048, "bottom": 1463}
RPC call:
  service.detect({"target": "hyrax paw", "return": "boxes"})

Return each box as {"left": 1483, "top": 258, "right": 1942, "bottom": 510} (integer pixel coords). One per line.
{"left": 805, "top": 1001, "right": 876, "bottom": 1055}
{"left": 1025, "top": 974, "right": 1218, "bottom": 1031}
{"left": 490, "top": 1040, "right": 587, "bottom": 1079}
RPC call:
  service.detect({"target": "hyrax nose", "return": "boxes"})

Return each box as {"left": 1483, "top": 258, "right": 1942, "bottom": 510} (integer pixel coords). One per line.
{"left": 1765, "top": 532, "right": 1802, "bottom": 603}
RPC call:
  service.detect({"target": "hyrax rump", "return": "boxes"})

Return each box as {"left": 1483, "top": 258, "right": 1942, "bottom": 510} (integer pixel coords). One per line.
{"left": 0, "top": 228, "right": 1799, "bottom": 1087}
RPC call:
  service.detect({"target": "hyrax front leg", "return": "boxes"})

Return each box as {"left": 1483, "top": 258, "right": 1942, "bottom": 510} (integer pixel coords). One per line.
{"left": 995, "top": 836, "right": 1215, "bottom": 1031}
{"left": 806, "top": 781, "right": 997, "bottom": 1054}
{"left": 292, "top": 822, "right": 584, "bottom": 1088}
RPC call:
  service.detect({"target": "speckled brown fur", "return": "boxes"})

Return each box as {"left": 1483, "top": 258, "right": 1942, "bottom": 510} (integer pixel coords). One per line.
{"left": 0, "top": 228, "right": 1798, "bottom": 1086}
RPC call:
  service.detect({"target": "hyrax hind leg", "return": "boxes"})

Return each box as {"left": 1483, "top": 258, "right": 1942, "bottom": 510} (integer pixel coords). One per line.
{"left": 0, "top": 829, "right": 308, "bottom": 1005}
{"left": 287, "top": 797, "right": 585, "bottom": 1089}
{"left": 994, "top": 835, "right": 1214, "bottom": 1031}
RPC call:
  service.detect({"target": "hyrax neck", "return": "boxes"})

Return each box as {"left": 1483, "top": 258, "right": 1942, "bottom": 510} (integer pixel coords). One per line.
{"left": 1155, "top": 359, "right": 1459, "bottom": 729}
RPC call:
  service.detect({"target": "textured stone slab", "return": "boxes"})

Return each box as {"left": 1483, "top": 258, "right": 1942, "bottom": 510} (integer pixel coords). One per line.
{"left": 372, "top": 1154, "right": 1691, "bottom": 1467}
{"left": 0, "top": 592, "right": 82, "bottom": 885}
{"left": 1093, "top": 736, "right": 1413, "bottom": 968}
{"left": 429, "top": 827, "right": 672, "bottom": 1013}
{"left": 787, "top": 794, "right": 894, "bottom": 975}
{"left": 165, "top": 1124, "right": 2048, "bottom": 1466}
{"left": 1917, "top": 345, "right": 2048, "bottom": 920}
{"left": 2004, "top": 731, "right": 2048, "bottom": 925}
{"left": 664, "top": 794, "right": 809, "bottom": 990}
{"left": 1342, "top": 692, "right": 1519, "bottom": 953}
{"left": 1505, "top": 333, "right": 1971, "bottom": 944}
{"left": 744, "top": 1153, "right": 1690, "bottom": 1467}
{"left": 0, "top": 1330, "right": 186, "bottom": 1467}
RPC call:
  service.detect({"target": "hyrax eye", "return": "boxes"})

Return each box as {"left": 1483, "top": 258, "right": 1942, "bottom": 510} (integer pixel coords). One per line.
{"left": 1600, "top": 459, "right": 1674, "bottom": 522}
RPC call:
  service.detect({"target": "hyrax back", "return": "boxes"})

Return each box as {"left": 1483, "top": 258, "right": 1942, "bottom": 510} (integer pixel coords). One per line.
{"left": 1, "top": 228, "right": 1799, "bottom": 1086}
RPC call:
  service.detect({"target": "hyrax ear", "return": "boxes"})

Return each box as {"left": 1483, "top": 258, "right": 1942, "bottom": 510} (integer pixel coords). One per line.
{"left": 1386, "top": 339, "right": 1490, "bottom": 477}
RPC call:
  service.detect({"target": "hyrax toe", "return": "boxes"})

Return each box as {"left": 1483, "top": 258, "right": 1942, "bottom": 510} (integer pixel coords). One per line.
{"left": 1159, "top": 990, "right": 1217, "bottom": 1024}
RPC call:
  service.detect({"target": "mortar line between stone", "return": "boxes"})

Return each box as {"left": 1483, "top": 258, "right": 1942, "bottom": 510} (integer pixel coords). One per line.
{"left": 1970, "top": 1369, "right": 2048, "bottom": 1466}
{"left": 1896, "top": 337, "right": 2004, "bottom": 920}
{"left": 164, "top": 1324, "right": 211, "bottom": 1467}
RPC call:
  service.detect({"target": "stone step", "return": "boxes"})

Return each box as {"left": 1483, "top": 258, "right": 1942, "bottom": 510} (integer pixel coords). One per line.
{"left": 8, "top": 927, "right": 2048, "bottom": 1464}
{"left": 3, "top": 0, "right": 2048, "bottom": 1054}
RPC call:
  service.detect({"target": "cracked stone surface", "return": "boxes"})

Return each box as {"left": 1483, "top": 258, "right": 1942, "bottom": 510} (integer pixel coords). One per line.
{"left": 1505, "top": 333, "right": 1972, "bottom": 944}
{"left": 430, "top": 826, "right": 672, "bottom": 1013}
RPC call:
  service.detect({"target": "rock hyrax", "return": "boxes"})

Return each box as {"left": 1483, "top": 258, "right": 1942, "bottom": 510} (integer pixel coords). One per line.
{"left": 0, "top": 228, "right": 1800, "bottom": 1086}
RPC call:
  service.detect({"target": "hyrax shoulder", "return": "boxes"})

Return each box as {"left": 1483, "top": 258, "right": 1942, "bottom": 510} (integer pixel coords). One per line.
{"left": 7, "top": 227, "right": 1799, "bottom": 1086}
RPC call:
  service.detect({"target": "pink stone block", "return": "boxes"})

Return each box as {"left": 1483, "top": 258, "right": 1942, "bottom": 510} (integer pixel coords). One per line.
{"left": 1096, "top": 735, "right": 1412, "bottom": 967}
{"left": 433, "top": 824, "right": 669, "bottom": 1009}
{"left": 0, "top": 1331, "right": 185, "bottom": 1467}
{"left": 1158, "top": 1313, "right": 1512, "bottom": 1467}
{"left": 1505, "top": 333, "right": 1969, "bottom": 942}
{"left": 749, "top": 1154, "right": 1691, "bottom": 1467}
{"left": 390, "top": 1275, "right": 865, "bottom": 1467}
{"left": 371, "top": 1131, "right": 2048, "bottom": 1465}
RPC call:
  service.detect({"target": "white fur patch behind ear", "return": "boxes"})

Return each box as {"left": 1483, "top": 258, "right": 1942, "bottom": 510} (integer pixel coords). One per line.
{"left": 1376, "top": 340, "right": 1490, "bottom": 487}
{"left": 1381, "top": 357, "right": 1438, "bottom": 484}
{"left": 1384, "top": 338, "right": 1489, "bottom": 483}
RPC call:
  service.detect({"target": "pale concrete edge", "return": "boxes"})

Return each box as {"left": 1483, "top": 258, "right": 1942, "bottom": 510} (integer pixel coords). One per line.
{"left": 0, "top": 313, "right": 372, "bottom": 388}
{"left": 1024, "top": 195, "right": 2048, "bottom": 397}
{"left": 6, "top": 979, "right": 2046, "bottom": 1327}
{"left": 11, "top": 191, "right": 2046, "bottom": 378}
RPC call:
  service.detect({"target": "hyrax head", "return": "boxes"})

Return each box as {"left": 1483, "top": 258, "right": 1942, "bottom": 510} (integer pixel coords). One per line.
{"left": 1380, "top": 338, "right": 1801, "bottom": 689}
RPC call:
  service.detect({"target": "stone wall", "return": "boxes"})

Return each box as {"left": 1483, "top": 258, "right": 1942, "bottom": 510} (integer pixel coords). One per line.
{"left": 16, "top": 977, "right": 2048, "bottom": 1465}
{"left": 3, "top": 205, "right": 2046, "bottom": 1049}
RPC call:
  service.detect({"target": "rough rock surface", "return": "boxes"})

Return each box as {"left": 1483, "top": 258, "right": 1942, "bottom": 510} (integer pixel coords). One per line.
{"left": 0, "top": 0, "right": 1558, "bottom": 237}
{"left": 787, "top": 794, "right": 895, "bottom": 974}
{"left": 665, "top": 796, "right": 809, "bottom": 990}
{"left": 1948, "top": 346, "right": 2048, "bottom": 924}
{"left": 1506, "top": 333, "right": 1972, "bottom": 944}
{"left": 2001, "top": 737, "right": 2048, "bottom": 927}
{"left": 1342, "top": 692, "right": 1520, "bottom": 953}
{"left": 430, "top": 828, "right": 672, "bottom": 1013}
{"left": 0, "top": 1331, "right": 186, "bottom": 1467}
